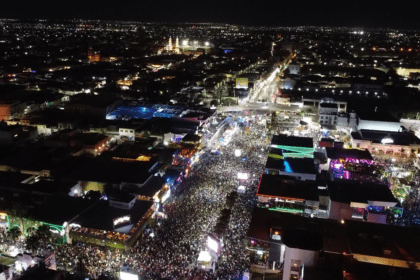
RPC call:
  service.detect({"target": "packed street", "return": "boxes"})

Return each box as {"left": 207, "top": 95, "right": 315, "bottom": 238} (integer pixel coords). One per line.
{"left": 54, "top": 112, "right": 270, "bottom": 279}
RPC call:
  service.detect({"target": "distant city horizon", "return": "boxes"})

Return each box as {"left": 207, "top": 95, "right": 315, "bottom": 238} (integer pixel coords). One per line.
{"left": 1, "top": 0, "right": 419, "bottom": 30}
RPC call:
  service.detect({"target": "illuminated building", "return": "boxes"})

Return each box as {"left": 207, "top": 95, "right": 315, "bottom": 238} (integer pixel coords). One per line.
{"left": 256, "top": 174, "right": 319, "bottom": 216}
{"left": 265, "top": 153, "right": 317, "bottom": 181}
{"left": 351, "top": 130, "right": 420, "bottom": 158}
{"left": 270, "top": 135, "right": 314, "bottom": 158}
{"left": 324, "top": 147, "right": 375, "bottom": 181}
{"left": 67, "top": 197, "right": 154, "bottom": 249}
{"left": 87, "top": 49, "right": 100, "bottom": 62}
{"left": 328, "top": 180, "right": 398, "bottom": 224}
{"left": 166, "top": 36, "right": 173, "bottom": 52}
{"left": 0, "top": 101, "right": 22, "bottom": 121}
{"left": 174, "top": 36, "right": 180, "bottom": 54}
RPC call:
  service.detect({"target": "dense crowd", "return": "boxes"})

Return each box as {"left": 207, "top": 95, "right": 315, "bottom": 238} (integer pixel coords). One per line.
{"left": 54, "top": 115, "right": 269, "bottom": 279}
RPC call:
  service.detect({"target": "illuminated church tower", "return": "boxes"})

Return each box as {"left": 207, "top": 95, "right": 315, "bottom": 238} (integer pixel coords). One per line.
{"left": 167, "top": 37, "right": 173, "bottom": 51}
{"left": 175, "top": 37, "right": 180, "bottom": 54}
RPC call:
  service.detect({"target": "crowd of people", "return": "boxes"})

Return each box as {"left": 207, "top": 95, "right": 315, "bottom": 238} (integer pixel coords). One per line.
{"left": 53, "top": 114, "right": 269, "bottom": 279}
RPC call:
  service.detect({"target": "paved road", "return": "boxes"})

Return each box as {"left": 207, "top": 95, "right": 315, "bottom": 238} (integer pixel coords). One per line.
{"left": 218, "top": 103, "right": 301, "bottom": 113}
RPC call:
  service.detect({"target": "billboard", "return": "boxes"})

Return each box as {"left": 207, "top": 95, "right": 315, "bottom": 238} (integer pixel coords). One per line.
{"left": 207, "top": 236, "right": 220, "bottom": 254}
{"left": 236, "top": 78, "right": 249, "bottom": 89}
{"left": 44, "top": 252, "right": 57, "bottom": 270}
{"left": 113, "top": 215, "right": 130, "bottom": 227}
{"left": 237, "top": 172, "right": 249, "bottom": 180}
{"left": 120, "top": 271, "right": 139, "bottom": 280}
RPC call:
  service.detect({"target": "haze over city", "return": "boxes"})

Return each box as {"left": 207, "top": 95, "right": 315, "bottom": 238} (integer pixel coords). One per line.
{"left": 0, "top": 3, "right": 420, "bottom": 280}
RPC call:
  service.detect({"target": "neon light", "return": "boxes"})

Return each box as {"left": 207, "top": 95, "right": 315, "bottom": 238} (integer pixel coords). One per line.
{"left": 283, "top": 160, "right": 293, "bottom": 173}
{"left": 269, "top": 207, "right": 304, "bottom": 213}
{"left": 268, "top": 153, "right": 284, "bottom": 159}
{"left": 283, "top": 152, "right": 314, "bottom": 158}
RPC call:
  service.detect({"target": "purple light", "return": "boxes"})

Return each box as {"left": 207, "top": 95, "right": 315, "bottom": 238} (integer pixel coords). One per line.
{"left": 343, "top": 170, "right": 350, "bottom": 179}
{"left": 345, "top": 158, "right": 374, "bottom": 165}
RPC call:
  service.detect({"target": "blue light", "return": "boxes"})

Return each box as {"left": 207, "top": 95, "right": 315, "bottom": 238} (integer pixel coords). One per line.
{"left": 283, "top": 160, "right": 293, "bottom": 173}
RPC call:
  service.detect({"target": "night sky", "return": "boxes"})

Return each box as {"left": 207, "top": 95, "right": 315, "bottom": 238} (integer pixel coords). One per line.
{"left": 1, "top": 0, "right": 418, "bottom": 29}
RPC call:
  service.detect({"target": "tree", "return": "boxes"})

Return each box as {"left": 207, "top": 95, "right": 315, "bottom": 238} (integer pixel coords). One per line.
{"left": 7, "top": 204, "right": 28, "bottom": 233}
{"left": 25, "top": 235, "right": 40, "bottom": 252}
{"left": 85, "top": 190, "right": 101, "bottom": 201}
{"left": 36, "top": 225, "right": 53, "bottom": 244}
{"left": 27, "top": 227, "right": 37, "bottom": 236}
{"left": 8, "top": 227, "right": 22, "bottom": 241}
{"left": 104, "top": 183, "right": 118, "bottom": 198}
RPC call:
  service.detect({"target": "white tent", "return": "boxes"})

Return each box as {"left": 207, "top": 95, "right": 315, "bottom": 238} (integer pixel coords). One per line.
{"left": 197, "top": 251, "right": 212, "bottom": 262}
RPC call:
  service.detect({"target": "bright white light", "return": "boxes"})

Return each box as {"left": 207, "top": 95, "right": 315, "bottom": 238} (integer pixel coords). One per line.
{"left": 161, "top": 189, "right": 171, "bottom": 203}
{"left": 183, "top": 40, "right": 188, "bottom": 46}
{"left": 113, "top": 216, "right": 130, "bottom": 227}
{"left": 205, "top": 42, "right": 209, "bottom": 46}
{"left": 237, "top": 172, "right": 248, "bottom": 180}
{"left": 235, "top": 149, "right": 242, "bottom": 157}
{"left": 257, "top": 250, "right": 264, "bottom": 255}
{"left": 381, "top": 137, "right": 394, "bottom": 144}
{"left": 207, "top": 236, "right": 219, "bottom": 253}
{"left": 198, "top": 251, "right": 212, "bottom": 262}
{"left": 120, "top": 271, "right": 139, "bottom": 280}
{"left": 163, "top": 141, "right": 168, "bottom": 146}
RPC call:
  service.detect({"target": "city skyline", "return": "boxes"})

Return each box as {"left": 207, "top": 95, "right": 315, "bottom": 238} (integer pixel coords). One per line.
{"left": 1, "top": 0, "right": 420, "bottom": 29}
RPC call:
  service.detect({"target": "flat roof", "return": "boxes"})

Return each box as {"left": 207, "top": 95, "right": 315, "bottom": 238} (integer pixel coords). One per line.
{"left": 68, "top": 95, "right": 121, "bottom": 108}
{"left": 71, "top": 200, "right": 153, "bottom": 232}
{"left": 63, "top": 157, "right": 156, "bottom": 185}
{"left": 129, "top": 175, "right": 165, "bottom": 197}
{"left": 32, "top": 195, "right": 96, "bottom": 225}
{"left": 257, "top": 174, "right": 319, "bottom": 201}
{"left": 266, "top": 157, "right": 317, "bottom": 175}
{"left": 282, "top": 228, "right": 323, "bottom": 251}
{"left": 320, "top": 103, "right": 339, "bottom": 108}
{"left": 246, "top": 208, "right": 346, "bottom": 253}
{"left": 271, "top": 134, "right": 313, "bottom": 148}
{"left": 326, "top": 147, "right": 373, "bottom": 160}
{"left": 352, "top": 130, "right": 420, "bottom": 145}
{"left": 357, "top": 112, "right": 399, "bottom": 123}
{"left": 345, "top": 219, "right": 420, "bottom": 263}
{"left": 247, "top": 207, "right": 420, "bottom": 263}
{"left": 328, "top": 180, "right": 398, "bottom": 205}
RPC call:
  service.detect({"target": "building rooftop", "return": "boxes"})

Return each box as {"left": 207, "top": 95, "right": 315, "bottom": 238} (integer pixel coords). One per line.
{"left": 326, "top": 147, "right": 373, "bottom": 160}
{"left": 71, "top": 199, "right": 153, "bottom": 232}
{"left": 328, "top": 180, "right": 398, "bottom": 206}
{"left": 67, "top": 95, "right": 121, "bottom": 109}
{"left": 257, "top": 174, "right": 319, "bottom": 201}
{"left": 247, "top": 208, "right": 420, "bottom": 264}
{"left": 63, "top": 157, "right": 157, "bottom": 185}
{"left": 282, "top": 228, "right": 323, "bottom": 251}
{"left": 357, "top": 112, "right": 400, "bottom": 123}
{"left": 320, "top": 103, "right": 339, "bottom": 109}
{"left": 266, "top": 157, "right": 317, "bottom": 175}
{"left": 352, "top": 130, "right": 420, "bottom": 145}
{"left": 271, "top": 134, "right": 314, "bottom": 148}
{"left": 32, "top": 195, "right": 96, "bottom": 226}
{"left": 246, "top": 207, "right": 346, "bottom": 253}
